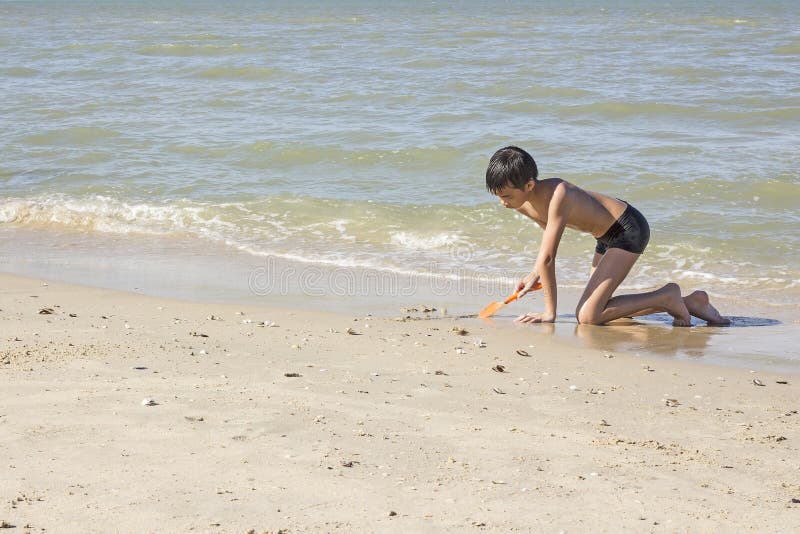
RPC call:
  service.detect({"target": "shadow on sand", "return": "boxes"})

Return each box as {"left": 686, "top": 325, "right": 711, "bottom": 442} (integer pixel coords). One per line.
{"left": 611, "top": 314, "right": 781, "bottom": 328}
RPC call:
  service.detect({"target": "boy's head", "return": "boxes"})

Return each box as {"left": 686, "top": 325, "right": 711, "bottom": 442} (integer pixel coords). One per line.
{"left": 485, "top": 146, "right": 538, "bottom": 194}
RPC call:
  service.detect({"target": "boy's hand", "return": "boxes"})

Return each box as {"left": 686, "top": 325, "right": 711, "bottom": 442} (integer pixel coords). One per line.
{"left": 516, "top": 272, "right": 540, "bottom": 298}
{"left": 515, "top": 312, "right": 556, "bottom": 324}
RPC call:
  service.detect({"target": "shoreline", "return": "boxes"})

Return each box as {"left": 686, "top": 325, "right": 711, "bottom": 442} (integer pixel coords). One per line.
{"left": 1, "top": 222, "right": 795, "bottom": 322}
{"left": 1, "top": 231, "right": 797, "bottom": 373}
{"left": 2, "top": 272, "right": 799, "bottom": 531}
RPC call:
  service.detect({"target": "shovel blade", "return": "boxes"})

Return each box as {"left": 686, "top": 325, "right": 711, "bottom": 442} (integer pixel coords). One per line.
{"left": 478, "top": 301, "right": 506, "bottom": 319}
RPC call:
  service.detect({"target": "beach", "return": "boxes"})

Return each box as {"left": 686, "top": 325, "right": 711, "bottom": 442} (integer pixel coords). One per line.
{"left": 2, "top": 272, "right": 799, "bottom": 532}
{"left": 2, "top": 0, "right": 799, "bottom": 531}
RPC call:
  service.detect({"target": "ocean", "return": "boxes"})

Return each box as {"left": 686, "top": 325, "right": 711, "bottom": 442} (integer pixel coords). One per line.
{"left": 1, "top": 0, "right": 798, "bottom": 326}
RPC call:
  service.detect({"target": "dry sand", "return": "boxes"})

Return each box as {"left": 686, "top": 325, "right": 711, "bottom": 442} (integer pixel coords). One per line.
{"left": 1, "top": 273, "right": 799, "bottom": 533}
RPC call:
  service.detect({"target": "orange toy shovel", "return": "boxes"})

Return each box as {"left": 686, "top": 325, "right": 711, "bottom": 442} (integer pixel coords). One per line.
{"left": 478, "top": 282, "right": 543, "bottom": 319}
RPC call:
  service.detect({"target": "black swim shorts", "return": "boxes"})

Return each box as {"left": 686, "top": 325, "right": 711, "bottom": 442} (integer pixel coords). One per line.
{"left": 595, "top": 202, "right": 650, "bottom": 255}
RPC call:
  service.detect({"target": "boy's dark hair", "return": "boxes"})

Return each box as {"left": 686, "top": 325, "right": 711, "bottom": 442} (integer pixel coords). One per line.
{"left": 485, "top": 146, "right": 538, "bottom": 193}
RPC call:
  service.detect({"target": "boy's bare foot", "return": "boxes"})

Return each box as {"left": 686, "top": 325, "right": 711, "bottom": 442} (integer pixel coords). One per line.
{"left": 684, "top": 290, "right": 731, "bottom": 325}
{"left": 660, "top": 283, "right": 692, "bottom": 327}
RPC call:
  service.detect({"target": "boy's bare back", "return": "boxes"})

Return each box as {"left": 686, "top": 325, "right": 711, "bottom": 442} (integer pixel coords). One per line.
{"left": 506, "top": 178, "right": 628, "bottom": 240}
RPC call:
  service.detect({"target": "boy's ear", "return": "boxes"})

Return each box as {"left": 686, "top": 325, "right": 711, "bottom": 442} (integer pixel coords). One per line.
{"left": 524, "top": 179, "right": 536, "bottom": 193}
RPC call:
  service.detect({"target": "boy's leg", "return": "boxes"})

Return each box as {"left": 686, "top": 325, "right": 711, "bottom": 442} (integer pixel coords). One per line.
{"left": 683, "top": 291, "right": 730, "bottom": 325}
{"left": 589, "top": 251, "right": 603, "bottom": 277}
{"left": 576, "top": 248, "right": 691, "bottom": 326}
{"left": 620, "top": 291, "right": 729, "bottom": 324}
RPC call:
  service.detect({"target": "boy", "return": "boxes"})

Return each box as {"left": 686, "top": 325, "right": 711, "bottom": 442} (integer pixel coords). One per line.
{"left": 486, "top": 146, "right": 729, "bottom": 326}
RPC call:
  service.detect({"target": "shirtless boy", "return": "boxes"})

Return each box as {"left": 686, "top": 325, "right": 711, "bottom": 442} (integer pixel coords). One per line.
{"left": 486, "top": 146, "right": 729, "bottom": 326}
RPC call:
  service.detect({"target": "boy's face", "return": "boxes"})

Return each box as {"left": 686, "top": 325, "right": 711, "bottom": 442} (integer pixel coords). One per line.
{"left": 494, "top": 183, "right": 532, "bottom": 209}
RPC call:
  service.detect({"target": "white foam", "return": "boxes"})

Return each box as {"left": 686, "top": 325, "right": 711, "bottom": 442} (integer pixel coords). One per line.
{"left": 389, "top": 231, "right": 461, "bottom": 250}
{"left": 0, "top": 195, "right": 207, "bottom": 236}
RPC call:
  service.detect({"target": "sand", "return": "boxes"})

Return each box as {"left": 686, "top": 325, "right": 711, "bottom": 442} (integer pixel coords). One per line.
{"left": 1, "top": 272, "right": 798, "bottom": 533}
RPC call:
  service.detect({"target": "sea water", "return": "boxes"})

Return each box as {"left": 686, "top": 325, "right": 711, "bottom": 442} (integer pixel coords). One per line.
{"left": 1, "top": 1, "right": 798, "bottom": 327}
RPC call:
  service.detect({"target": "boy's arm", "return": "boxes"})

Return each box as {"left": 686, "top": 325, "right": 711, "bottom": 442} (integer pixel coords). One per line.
{"left": 533, "top": 183, "right": 570, "bottom": 321}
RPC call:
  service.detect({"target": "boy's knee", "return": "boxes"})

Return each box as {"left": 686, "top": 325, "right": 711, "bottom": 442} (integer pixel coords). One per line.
{"left": 576, "top": 305, "right": 602, "bottom": 325}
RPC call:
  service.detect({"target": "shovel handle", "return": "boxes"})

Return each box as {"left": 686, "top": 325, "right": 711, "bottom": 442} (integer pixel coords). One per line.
{"left": 505, "top": 281, "right": 543, "bottom": 304}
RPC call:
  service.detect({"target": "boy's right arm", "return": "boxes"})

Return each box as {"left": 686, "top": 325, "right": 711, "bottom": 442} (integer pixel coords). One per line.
{"left": 517, "top": 183, "right": 570, "bottom": 322}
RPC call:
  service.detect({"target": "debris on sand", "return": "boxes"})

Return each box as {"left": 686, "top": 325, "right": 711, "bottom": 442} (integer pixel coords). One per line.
{"left": 400, "top": 305, "right": 437, "bottom": 314}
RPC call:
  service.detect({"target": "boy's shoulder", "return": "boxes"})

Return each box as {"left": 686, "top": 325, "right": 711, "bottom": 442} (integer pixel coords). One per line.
{"left": 535, "top": 177, "right": 571, "bottom": 199}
